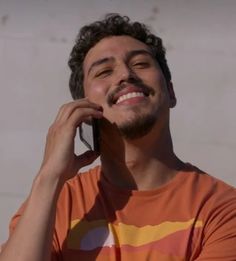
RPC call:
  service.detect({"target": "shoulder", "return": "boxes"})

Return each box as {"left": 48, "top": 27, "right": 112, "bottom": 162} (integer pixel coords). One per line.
{"left": 182, "top": 164, "right": 235, "bottom": 196}
{"left": 56, "top": 165, "right": 102, "bottom": 207}
{"left": 177, "top": 164, "right": 236, "bottom": 221}
{"left": 66, "top": 165, "right": 101, "bottom": 190}
{"left": 185, "top": 164, "right": 236, "bottom": 226}
{"left": 185, "top": 166, "right": 236, "bottom": 259}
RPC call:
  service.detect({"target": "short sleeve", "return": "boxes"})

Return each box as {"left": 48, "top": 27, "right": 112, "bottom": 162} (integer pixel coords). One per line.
{"left": 195, "top": 191, "right": 236, "bottom": 260}
{"left": 4, "top": 200, "right": 61, "bottom": 261}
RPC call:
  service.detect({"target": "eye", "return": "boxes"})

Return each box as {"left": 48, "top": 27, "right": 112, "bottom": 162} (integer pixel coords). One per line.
{"left": 95, "top": 68, "right": 113, "bottom": 78}
{"left": 132, "top": 61, "right": 150, "bottom": 69}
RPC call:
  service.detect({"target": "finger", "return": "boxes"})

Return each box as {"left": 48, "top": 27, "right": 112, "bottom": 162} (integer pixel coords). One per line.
{"left": 55, "top": 99, "right": 101, "bottom": 122}
{"left": 68, "top": 107, "right": 103, "bottom": 128}
{"left": 55, "top": 99, "right": 102, "bottom": 123}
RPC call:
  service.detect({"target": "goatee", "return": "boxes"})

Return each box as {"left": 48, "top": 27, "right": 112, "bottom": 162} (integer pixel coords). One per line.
{"left": 118, "top": 110, "right": 156, "bottom": 140}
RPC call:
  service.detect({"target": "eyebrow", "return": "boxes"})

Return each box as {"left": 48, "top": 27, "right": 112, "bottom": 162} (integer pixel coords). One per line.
{"left": 126, "top": 49, "right": 154, "bottom": 61}
{"left": 87, "top": 49, "right": 154, "bottom": 76}
{"left": 87, "top": 57, "right": 114, "bottom": 76}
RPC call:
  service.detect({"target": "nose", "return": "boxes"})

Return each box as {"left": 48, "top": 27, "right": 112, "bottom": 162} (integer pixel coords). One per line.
{"left": 114, "top": 64, "right": 137, "bottom": 86}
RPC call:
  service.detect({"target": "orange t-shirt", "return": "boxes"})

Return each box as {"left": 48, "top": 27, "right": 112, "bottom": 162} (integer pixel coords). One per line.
{"left": 9, "top": 165, "right": 236, "bottom": 260}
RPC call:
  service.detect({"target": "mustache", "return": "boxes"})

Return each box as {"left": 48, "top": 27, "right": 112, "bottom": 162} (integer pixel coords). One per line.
{"left": 107, "top": 78, "right": 154, "bottom": 106}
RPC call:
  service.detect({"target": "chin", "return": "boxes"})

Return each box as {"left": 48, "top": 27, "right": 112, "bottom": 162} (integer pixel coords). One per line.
{"left": 117, "top": 113, "right": 157, "bottom": 140}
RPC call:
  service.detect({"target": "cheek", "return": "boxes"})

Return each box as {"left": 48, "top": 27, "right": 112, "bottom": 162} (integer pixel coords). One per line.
{"left": 143, "top": 71, "right": 169, "bottom": 101}
{"left": 84, "top": 81, "right": 108, "bottom": 103}
{"left": 141, "top": 68, "right": 165, "bottom": 84}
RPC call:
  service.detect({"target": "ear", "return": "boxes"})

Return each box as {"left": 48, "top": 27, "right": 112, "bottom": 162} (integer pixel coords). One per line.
{"left": 167, "top": 81, "right": 176, "bottom": 108}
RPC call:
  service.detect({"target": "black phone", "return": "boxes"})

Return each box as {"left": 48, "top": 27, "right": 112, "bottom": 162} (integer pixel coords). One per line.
{"left": 79, "top": 119, "right": 100, "bottom": 153}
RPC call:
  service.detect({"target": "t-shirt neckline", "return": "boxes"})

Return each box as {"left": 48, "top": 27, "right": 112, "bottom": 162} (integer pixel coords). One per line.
{"left": 97, "top": 163, "right": 195, "bottom": 197}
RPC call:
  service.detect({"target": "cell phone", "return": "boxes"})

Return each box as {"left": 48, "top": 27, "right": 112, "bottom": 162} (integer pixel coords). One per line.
{"left": 79, "top": 119, "right": 100, "bottom": 153}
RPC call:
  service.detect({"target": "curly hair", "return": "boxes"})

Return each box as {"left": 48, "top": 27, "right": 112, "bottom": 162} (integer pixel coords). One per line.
{"left": 68, "top": 13, "right": 172, "bottom": 100}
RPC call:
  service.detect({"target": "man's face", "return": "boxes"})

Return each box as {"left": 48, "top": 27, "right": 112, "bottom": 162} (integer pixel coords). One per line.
{"left": 83, "top": 35, "right": 174, "bottom": 139}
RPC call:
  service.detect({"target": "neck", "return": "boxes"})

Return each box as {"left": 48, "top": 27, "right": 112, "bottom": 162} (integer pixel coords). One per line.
{"left": 100, "top": 124, "right": 185, "bottom": 191}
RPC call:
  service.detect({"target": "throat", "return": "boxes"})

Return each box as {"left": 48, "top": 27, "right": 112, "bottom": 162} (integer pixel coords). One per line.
{"left": 101, "top": 154, "right": 185, "bottom": 191}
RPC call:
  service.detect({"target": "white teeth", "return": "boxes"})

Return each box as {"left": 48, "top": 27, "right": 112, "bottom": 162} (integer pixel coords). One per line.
{"left": 116, "top": 92, "right": 145, "bottom": 104}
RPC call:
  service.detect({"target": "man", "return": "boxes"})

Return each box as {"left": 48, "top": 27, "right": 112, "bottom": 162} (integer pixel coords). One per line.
{"left": 0, "top": 14, "right": 236, "bottom": 261}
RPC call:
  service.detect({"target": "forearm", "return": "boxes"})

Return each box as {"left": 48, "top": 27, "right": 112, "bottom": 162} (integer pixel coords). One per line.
{"left": 0, "top": 169, "right": 63, "bottom": 261}
{"left": 0, "top": 99, "right": 102, "bottom": 261}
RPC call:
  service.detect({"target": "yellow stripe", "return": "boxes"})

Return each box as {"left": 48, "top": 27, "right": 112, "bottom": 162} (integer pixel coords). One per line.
{"left": 113, "top": 219, "right": 202, "bottom": 246}
{"left": 69, "top": 218, "right": 203, "bottom": 247}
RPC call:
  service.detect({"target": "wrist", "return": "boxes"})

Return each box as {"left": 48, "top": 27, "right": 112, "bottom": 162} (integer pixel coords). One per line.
{"left": 33, "top": 167, "right": 65, "bottom": 198}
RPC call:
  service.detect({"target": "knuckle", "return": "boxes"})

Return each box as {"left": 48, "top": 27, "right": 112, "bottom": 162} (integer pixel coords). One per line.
{"left": 48, "top": 122, "right": 61, "bottom": 134}
{"left": 48, "top": 124, "right": 55, "bottom": 133}
{"left": 59, "top": 103, "right": 67, "bottom": 112}
{"left": 47, "top": 125, "right": 56, "bottom": 138}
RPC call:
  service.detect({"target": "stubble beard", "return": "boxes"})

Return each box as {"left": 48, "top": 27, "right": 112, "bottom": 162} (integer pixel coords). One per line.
{"left": 117, "top": 107, "right": 157, "bottom": 140}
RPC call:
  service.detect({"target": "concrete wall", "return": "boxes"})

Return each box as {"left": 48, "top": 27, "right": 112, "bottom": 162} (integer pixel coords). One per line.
{"left": 0, "top": 0, "right": 235, "bottom": 243}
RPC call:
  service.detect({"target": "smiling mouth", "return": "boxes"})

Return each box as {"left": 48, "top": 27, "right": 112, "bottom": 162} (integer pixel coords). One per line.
{"left": 108, "top": 83, "right": 153, "bottom": 107}
{"left": 116, "top": 91, "right": 146, "bottom": 104}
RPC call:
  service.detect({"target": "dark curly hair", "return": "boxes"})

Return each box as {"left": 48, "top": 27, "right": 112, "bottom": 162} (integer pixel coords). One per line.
{"left": 68, "top": 13, "right": 172, "bottom": 100}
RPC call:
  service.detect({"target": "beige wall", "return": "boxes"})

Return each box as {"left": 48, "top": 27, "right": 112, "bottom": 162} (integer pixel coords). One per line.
{"left": 0, "top": 0, "right": 235, "bottom": 243}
